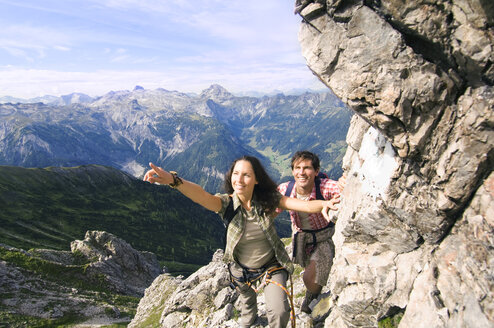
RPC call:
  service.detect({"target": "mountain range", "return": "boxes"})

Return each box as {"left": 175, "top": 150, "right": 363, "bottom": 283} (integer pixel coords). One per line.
{"left": 0, "top": 84, "right": 352, "bottom": 193}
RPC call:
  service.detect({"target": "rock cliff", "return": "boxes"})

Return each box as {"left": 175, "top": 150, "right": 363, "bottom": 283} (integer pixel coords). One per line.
{"left": 297, "top": 0, "right": 493, "bottom": 327}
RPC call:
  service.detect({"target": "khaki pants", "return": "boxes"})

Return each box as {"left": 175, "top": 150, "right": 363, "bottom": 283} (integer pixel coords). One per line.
{"left": 230, "top": 262, "right": 290, "bottom": 328}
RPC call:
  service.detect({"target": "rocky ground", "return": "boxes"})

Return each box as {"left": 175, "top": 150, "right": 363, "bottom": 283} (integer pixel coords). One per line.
{"left": 0, "top": 231, "right": 161, "bottom": 327}
{"left": 129, "top": 248, "right": 335, "bottom": 328}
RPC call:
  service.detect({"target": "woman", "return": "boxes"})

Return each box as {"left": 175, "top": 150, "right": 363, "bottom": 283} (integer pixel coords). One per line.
{"left": 143, "top": 156, "right": 339, "bottom": 328}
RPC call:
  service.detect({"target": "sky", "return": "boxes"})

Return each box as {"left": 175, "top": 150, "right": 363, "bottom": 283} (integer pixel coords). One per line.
{"left": 0, "top": 0, "right": 327, "bottom": 99}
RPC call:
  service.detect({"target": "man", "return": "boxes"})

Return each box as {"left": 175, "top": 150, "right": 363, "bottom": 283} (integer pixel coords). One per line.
{"left": 277, "top": 150, "right": 345, "bottom": 314}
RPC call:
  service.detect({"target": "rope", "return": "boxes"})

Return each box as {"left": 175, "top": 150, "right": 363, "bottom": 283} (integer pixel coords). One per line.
{"left": 229, "top": 266, "right": 297, "bottom": 327}
{"left": 265, "top": 274, "right": 296, "bottom": 328}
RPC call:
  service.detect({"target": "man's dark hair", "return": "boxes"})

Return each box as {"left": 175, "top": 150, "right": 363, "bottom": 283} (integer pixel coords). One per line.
{"left": 290, "top": 150, "right": 320, "bottom": 171}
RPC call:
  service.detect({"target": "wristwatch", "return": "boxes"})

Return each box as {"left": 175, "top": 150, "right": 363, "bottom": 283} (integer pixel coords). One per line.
{"left": 169, "top": 171, "right": 183, "bottom": 188}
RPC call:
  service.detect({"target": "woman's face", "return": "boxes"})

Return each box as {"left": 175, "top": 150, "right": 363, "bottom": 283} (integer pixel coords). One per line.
{"left": 231, "top": 160, "right": 258, "bottom": 198}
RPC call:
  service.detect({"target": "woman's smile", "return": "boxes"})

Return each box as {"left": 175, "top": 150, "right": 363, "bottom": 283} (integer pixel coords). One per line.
{"left": 231, "top": 160, "right": 258, "bottom": 197}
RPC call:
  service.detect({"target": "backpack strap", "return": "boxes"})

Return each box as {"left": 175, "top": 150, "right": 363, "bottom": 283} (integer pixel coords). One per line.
{"left": 315, "top": 177, "right": 324, "bottom": 200}
{"left": 284, "top": 180, "right": 296, "bottom": 197}
{"left": 285, "top": 176, "right": 325, "bottom": 200}
{"left": 223, "top": 196, "right": 239, "bottom": 249}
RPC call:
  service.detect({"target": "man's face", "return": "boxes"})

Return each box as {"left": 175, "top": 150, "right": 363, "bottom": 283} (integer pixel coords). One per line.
{"left": 292, "top": 158, "right": 318, "bottom": 190}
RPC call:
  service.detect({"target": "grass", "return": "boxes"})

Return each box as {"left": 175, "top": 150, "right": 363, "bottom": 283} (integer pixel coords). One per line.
{"left": 281, "top": 237, "right": 292, "bottom": 247}
{"left": 0, "top": 247, "right": 111, "bottom": 293}
{"left": 0, "top": 312, "right": 84, "bottom": 328}
{"left": 0, "top": 312, "right": 133, "bottom": 328}
{"left": 253, "top": 146, "right": 292, "bottom": 179}
{"left": 378, "top": 312, "right": 403, "bottom": 328}
{"left": 0, "top": 245, "right": 140, "bottom": 327}
{"left": 131, "top": 290, "right": 169, "bottom": 328}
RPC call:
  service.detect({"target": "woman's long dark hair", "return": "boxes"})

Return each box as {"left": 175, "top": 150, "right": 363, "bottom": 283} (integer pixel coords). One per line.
{"left": 224, "top": 156, "right": 279, "bottom": 216}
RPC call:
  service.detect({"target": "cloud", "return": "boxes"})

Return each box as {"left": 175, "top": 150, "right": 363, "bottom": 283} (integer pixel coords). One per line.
{"left": 53, "top": 45, "right": 71, "bottom": 51}
{"left": 0, "top": 0, "right": 321, "bottom": 98}
{"left": 0, "top": 24, "right": 71, "bottom": 53}
{"left": 0, "top": 65, "right": 325, "bottom": 99}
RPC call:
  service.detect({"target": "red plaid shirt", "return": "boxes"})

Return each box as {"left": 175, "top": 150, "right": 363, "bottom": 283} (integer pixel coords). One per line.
{"left": 278, "top": 178, "right": 340, "bottom": 232}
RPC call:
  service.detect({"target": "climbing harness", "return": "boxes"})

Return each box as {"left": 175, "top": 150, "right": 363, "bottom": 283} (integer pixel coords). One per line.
{"left": 292, "top": 222, "right": 334, "bottom": 258}
{"left": 229, "top": 264, "right": 297, "bottom": 328}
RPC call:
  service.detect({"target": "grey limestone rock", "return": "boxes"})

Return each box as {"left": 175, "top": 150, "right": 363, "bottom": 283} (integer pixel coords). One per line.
{"left": 71, "top": 230, "right": 161, "bottom": 297}
{"left": 297, "top": 0, "right": 493, "bottom": 327}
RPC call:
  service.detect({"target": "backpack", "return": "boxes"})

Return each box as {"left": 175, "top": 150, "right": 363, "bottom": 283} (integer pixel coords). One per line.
{"left": 284, "top": 172, "right": 328, "bottom": 200}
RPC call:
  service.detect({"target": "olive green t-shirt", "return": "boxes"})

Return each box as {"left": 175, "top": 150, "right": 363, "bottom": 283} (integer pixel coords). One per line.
{"left": 233, "top": 207, "right": 274, "bottom": 268}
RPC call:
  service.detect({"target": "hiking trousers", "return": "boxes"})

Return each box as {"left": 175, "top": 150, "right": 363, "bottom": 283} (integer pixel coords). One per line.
{"left": 229, "top": 262, "right": 290, "bottom": 328}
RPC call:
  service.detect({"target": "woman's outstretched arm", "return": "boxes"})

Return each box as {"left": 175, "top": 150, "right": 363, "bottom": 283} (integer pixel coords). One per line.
{"left": 143, "top": 162, "right": 222, "bottom": 213}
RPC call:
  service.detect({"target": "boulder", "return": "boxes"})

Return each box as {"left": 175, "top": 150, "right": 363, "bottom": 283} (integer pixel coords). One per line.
{"left": 71, "top": 230, "right": 161, "bottom": 296}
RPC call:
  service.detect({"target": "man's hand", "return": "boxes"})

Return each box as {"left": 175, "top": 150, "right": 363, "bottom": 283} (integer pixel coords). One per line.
{"left": 143, "top": 162, "right": 173, "bottom": 185}
{"left": 337, "top": 172, "right": 347, "bottom": 192}
{"left": 322, "top": 194, "right": 341, "bottom": 221}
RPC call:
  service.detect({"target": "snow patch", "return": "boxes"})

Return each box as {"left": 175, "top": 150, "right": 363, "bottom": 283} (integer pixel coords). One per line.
{"left": 354, "top": 127, "right": 398, "bottom": 200}
{"left": 201, "top": 166, "right": 225, "bottom": 180}
{"left": 121, "top": 160, "right": 146, "bottom": 178}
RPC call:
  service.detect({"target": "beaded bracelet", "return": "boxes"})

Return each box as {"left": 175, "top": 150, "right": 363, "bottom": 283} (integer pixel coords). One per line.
{"left": 168, "top": 171, "right": 183, "bottom": 188}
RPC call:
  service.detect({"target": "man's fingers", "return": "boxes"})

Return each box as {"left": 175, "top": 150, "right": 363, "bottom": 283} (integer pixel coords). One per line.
{"left": 322, "top": 206, "right": 330, "bottom": 220}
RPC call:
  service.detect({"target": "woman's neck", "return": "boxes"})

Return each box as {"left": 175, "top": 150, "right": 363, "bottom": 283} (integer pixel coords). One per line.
{"left": 237, "top": 193, "right": 253, "bottom": 211}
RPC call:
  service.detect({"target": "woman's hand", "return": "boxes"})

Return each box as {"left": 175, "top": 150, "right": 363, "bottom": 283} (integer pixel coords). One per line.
{"left": 322, "top": 194, "right": 341, "bottom": 221}
{"left": 143, "top": 162, "right": 223, "bottom": 212}
{"left": 143, "top": 163, "right": 173, "bottom": 185}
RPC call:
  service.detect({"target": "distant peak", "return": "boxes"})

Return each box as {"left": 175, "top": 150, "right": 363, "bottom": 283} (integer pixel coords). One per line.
{"left": 60, "top": 92, "right": 93, "bottom": 105}
{"left": 134, "top": 85, "right": 145, "bottom": 91}
{"left": 200, "top": 84, "right": 232, "bottom": 100}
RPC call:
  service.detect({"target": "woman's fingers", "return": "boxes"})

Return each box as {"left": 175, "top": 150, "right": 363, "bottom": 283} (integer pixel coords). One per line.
{"left": 327, "top": 200, "right": 338, "bottom": 210}
{"left": 149, "top": 162, "right": 159, "bottom": 171}
{"left": 143, "top": 163, "right": 161, "bottom": 183}
{"left": 143, "top": 170, "right": 154, "bottom": 182}
{"left": 337, "top": 174, "right": 346, "bottom": 191}
{"left": 144, "top": 162, "right": 173, "bottom": 185}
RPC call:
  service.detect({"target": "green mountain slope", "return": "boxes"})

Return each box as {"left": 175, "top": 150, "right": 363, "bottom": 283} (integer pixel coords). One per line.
{"left": 0, "top": 165, "right": 225, "bottom": 267}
